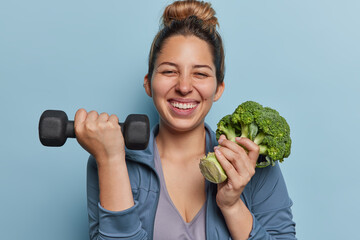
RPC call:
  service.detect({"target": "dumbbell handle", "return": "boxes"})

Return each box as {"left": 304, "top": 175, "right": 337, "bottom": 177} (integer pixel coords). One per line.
{"left": 65, "top": 121, "right": 76, "bottom": 138}
{"left": 63, "top": 120, "right": 125, "bottom": 139}
{"left": 39, "top": 110, "right": 150, "bottom": 150}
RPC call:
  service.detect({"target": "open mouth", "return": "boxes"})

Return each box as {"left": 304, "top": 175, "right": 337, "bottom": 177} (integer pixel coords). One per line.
{"left": 168, "top": 99, "right": 199, "bottom": 115}
{"left": 170, "top": 101, "right": 198, "bottom": 110}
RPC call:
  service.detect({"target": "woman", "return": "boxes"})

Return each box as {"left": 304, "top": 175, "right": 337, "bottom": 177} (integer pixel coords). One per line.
{"left": 74, "top": 0, "right": 296, "bottom": 239}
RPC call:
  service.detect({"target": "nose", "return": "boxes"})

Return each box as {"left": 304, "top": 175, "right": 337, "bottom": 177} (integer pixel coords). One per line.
{"left": 175, "top": 73, "right": 193, "bottom": 95}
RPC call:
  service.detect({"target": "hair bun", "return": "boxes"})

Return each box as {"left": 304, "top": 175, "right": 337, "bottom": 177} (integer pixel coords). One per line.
{"left": 162, "top": 0, "right": 218, "bottom": 30}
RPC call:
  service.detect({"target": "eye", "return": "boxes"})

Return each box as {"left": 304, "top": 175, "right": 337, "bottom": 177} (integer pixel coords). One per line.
{"left": 161, "top": 70, "right": 177, "bottom": 76}
{"left": 194, "top": 72, "right": 209, "bottom": 78}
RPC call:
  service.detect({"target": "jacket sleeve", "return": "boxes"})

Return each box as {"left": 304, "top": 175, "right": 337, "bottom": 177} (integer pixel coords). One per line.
{"left": 247, "top": 163, "right": 296, "bottom": 240}
{"left": 87, "top": 155, "right": 148, "bottom": 240}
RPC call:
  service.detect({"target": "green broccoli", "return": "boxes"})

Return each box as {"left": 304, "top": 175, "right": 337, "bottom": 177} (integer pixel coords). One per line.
{"left": 199, "top": 101, "right": 292, "bottom": 183}
{"left": 231, "top": 101, "right": 263, "bottom": 141}
{"left": 215, "top": 114, "right": 239, "bottom": 142}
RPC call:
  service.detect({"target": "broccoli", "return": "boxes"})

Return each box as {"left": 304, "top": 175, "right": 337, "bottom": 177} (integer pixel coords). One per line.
{"left": 199, "top": 152, "right": 227, "bottom": 184}
{"left": 215, "top": 114, "right": 239, "bottom": 142}
{"left": 199, "top": 101, "right": 292, "bottom": 183}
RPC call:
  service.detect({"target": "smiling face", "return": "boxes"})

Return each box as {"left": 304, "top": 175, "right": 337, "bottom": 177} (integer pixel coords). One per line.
{"left": 144, "top": 35, "right": 224, "bottom": 133}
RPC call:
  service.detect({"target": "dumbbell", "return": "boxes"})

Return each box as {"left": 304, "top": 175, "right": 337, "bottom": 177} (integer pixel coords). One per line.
{"left": 39, "top": 110, "right": 150, "bottom": 150}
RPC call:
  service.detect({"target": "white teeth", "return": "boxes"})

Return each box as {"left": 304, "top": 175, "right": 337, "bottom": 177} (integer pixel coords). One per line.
{"left": 171, "top": 102, "right": 197, "bottom": 109}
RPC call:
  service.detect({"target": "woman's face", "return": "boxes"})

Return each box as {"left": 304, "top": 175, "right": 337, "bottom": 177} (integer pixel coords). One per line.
{"left": 144, "top": 35, "right": 224, "bottom": 132}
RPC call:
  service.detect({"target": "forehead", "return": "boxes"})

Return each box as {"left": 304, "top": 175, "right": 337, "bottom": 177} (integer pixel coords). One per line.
{"left": 156, "top": 35, "right": 214, "bottom": 66}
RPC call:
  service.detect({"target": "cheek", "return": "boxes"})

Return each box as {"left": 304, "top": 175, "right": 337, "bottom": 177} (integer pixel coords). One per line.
{"left": 150, "top": 78, "right": 172, "bottom": 104}
{"left": 196, "top": 83, "right": 218, "bottom": 100}
{"left": 151, "top": 80, "right": 166, "bottom": 96}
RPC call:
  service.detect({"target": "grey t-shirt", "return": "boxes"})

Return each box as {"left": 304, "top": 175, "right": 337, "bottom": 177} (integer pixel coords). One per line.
{"left": 153, "top": 141, "right": 206, "bottom": 240}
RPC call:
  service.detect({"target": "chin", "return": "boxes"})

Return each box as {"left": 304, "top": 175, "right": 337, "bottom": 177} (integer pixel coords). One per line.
{"left": 162, "top": 117, "right": 205, "bottom": 133}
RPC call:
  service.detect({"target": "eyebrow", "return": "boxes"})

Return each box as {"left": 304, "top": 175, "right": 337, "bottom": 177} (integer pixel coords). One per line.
{"left": 157, "top": 62, "right": 214, "bottom": 71}
{"left": 193, "top": 64, "right": 213, "bottom": 71}
{"left": 157, "top": 62, "right": 178, "bottom": 68}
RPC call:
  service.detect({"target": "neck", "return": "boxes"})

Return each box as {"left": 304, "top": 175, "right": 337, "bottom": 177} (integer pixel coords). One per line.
{"left": 156, "top": 121, "right": 206, "bottom": 163}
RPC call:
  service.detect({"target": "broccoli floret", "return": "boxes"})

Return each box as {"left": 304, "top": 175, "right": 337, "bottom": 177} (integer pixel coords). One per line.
{"left": 199, "top": 101, "right": 292, "bottom": 183}
{"left": 253, "top": 107, "right": 291, "bottom": 167}
{"left": 216, "top": 115, "right": 239, "bottom": 142}
{"left": 231, "top": 102, "right": 291, "bottom": 167}
{"left": 231, "top": 101, "right": 263, "bottom": 140}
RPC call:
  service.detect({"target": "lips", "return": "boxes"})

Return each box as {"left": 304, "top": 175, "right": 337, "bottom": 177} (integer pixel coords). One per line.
{"left": 168, "top": 99, "right": 199, "bottom": 115}
{"left": 169, "top": 99, "right": 199, "bottom": 109}
{"left": 170, "top": 102, "right": 197, "bottom": 109}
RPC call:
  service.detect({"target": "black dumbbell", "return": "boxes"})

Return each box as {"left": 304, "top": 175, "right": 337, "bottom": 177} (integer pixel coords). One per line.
{"left": 39, "top": 110, "right": 150, "bottom": 150}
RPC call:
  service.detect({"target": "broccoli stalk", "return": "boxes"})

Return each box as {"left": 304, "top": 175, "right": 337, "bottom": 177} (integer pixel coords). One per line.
{"left": 199, "top": 101, "right": 292, "bottom": 183}
{"left": 199, "top": 152, "right": 227, "bottom": 184}
{"left": 253, "top": 132, "right": 266, "bottom": 145}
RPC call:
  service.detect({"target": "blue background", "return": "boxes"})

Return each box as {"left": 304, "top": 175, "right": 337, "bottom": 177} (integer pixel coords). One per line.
{"left": 1, "top": 0, "right": 359, "bottom": 239}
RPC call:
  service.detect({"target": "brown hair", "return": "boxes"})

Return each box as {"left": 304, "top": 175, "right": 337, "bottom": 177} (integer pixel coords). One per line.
{"left": 147, "top": 0, "right": 225, "bottom": 84}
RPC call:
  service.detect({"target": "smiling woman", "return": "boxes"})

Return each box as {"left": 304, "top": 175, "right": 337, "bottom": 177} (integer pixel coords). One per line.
{"left": 80, "top": 0, "right": 296, "bottom": 239}
{"left": 144, "top": 35, "right": 224, "bottom": 133}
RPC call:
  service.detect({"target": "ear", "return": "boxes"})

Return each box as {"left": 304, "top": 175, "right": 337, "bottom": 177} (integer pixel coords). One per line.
{"left": 213, "top": 81, "right": 225, "bottom": 102}
{"left": 144, "top": 74, "right": 152, "bottom": 97}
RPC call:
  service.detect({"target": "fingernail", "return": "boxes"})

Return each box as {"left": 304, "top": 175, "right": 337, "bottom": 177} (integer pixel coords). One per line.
{"left": 235, "top": 137, "right": 242, "bottom": 141}
{"left": 214, "top": 146, "right": 220, "bottom": 150}
{"left": 215, "top": 149, "right": 222, "bottom": 155}
{"left": 218, "top": 138, "right": 224, "bottom": 144}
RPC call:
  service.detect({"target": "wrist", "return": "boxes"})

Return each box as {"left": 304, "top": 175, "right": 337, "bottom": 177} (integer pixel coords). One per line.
{"left": 96, "top": 153, "right": 126, "bottom": 169}
{"left": 218, "top": 198, "right": 242, "bottom": 214}
{"left": 219, "top": 199, "right": 253, "bottom": 240}
{"left": 96, "top": 154, "right": 134, "bottom": 212}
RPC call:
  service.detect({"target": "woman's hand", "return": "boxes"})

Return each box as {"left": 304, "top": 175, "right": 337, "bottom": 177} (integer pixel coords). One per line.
{"left": 74, "top": 108, "right": 126, "bottom": 165}
{"left": 215, "top": 135, "right": 260, "bottom": 210}
{"left": 75, "top": 109, "right": 134, "bottom": 211}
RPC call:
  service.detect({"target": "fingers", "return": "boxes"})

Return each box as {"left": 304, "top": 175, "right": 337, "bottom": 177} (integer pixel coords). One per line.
{"left": 87, "top": 110, "right": 100, "bottom": 121}
{"left": 74, "top": 108, "right": 87, "bottom": 127}
{"left": 218, "top": 135, "right": 247, "bottom": 156}
{"left": 218, "top": 135, "right": 259, "bottom": 166}
{"left": 235, "top": 137, "right": 260, "bottom": 166}
{"left": 74, "top": 109, "right": 87, "bottom": 135}
{"left": 216, "top": 144, "right": 254, "bottom": 177}
{"left": 214, "top": 148, "right": 239, "bottom": 180}
{"left": 215, "top": 147, "right": 249, "bottom": 179}
{"left": 98, "top": 112, "right": 117, "bottom": 131}
{"left": 215, "top": 147, "right": 254, "bottom": 191}
{"left": 74, "top": 109, "right": 120, "bottom": 130}
{"left": 218, "top": 134, "right": 227, "bottom": 143}
{"left": 109, "top": 114, "right": 119, "bottom": 125}
{"left": 98, "top": 112, "right": 110, "bottom": 122}
{"left": 216, "top": 134, "right": 258, "bottom": 181}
